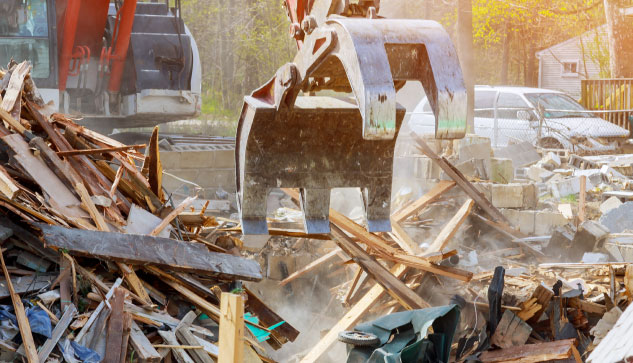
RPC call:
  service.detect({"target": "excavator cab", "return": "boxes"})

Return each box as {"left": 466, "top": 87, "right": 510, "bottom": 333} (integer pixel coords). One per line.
{"left": 237, "top": 0, "right": 468, "bottom": 235}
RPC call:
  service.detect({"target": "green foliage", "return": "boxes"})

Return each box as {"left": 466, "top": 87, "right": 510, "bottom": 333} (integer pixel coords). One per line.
{"left": 181, "top": 0, "right": 294, "bottom": 119}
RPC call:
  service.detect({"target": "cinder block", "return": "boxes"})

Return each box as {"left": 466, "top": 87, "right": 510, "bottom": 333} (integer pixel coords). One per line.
{"left": 490, "top": 158, "right": 514, "bottom": 184}
{"left": 492, "top": 184, "right": 524, "bottom": 208}
{"left": 522, "top": 183, "right": 538, "bottom": 209}
{"left": 534, "top": 211, "right": 569, "bottom": 235}
{"left": 501, "top": 209, "right": 535, "bottom": 234}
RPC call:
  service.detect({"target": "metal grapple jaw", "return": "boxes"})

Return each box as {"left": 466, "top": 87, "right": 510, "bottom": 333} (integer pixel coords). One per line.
{"left": 236, "top": 16, "right": 467, "bottom": 235}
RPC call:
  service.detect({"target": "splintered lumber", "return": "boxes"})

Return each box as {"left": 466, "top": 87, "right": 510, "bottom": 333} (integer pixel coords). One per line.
{"left": 56, "top": 144, "right": 146, "bottom": 157}
{"left": 104, "top": 288, "right": 127, "bottom": 363}
{"left": 330, "top": 224, "right": 429, "bottom": 310}
{"left": 150, "top": 196, "right": 196, "bottom": 236}
{"left": 76, "top": 278, "right": 123, "bottom": 343}
{"left": 175, "top": 312, "right": 214, "bottom": 363}
{"left": 0, "top": 246, "right": 38, "bottom": 362}
{"left": 300, "top": 180, "right": 458, "bottom": 363}
{"left": 158, "top": 330, "right": 195, "bottom": 363}
{"left": 426, "top": 199, "right": 474, "bottom": 252}
{"left": 480, "top": 339, "right": 577, "bottom": 363}
{"left": 245, "top": 287, "right": 300, "bottom": 344}
{"left": 279, "top": 249, "right": 343, "bottom": 286}
{"left": 299, "top": 263, "right": 409, "bottom": 363}
{"left": 391, "top": 180, "right": 456, "bottom": 222}
{"left": 388, "top": 219, "right": 419, "bottom": 254}
{"left": 218, "top": 293, "right": 245, "bottom": 363}
{"left": 36, "top": 223, "right": 262, "bottom": 281}
{"left": 1, "top": 61, "right": 29, "bottom": 118}
{"left": 2, "top": 134, "right": 87, "bottom": 219}
{"left": 130, "top": 321, "right": 161, "bottom": 362}
{"left": 0, "top": 165, "right": 19, "bottom": 200}
{"left": 386, "top": 253, "right": 472, "bottom": 282}
{"left": 588, "top": 302, "right": 633, "bottom": 362}
{"left": 0, "top": 274, "right": 54, "bottom": 299}
{"left": 38, "top": 304, "right": 77, "bottom": 362}
{"left": 524, "top": 284, "right": 554, "bottom": 324}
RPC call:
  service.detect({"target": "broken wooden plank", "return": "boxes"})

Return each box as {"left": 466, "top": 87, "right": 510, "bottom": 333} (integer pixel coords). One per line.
{"left": 0, "top": 246, "right": 38, "bottom": 362}
{"left": 38, "top": 304, "right": 76, "bottom": 362}
{"left": 175, "top": 312, "right": 214, "bottom": 363}
{"left": 245, "top": 287, "right": 300, "bottom": 344}
{"left": 36, "top": 223, "right": 262, "bottom": 281}
{"left": 146, "top": 126, "right": 163, "bottom": 201}
{"left": 279, "top": 249, "right": 343, "bottom": 286}
{"left": 330, "top": 224, "right": 429, "bottom": 310}
{"left": 129, "top": 321, "right": 161, "bottom": 363}
{"left": 391, "top": 180, "right": 456, "bottom": 222}
{"left": 525, "top": 284, "right": 555, "bottom": 324}
{"left": 75, "top": 278, "right": 123, "bottom": 343}
{"left": 426, "top": 199, "right": 474, "bottom": 252}
{"left": 104, "top": 288, "right": 127, "bottom": 363}
{"left": 0, "top": 274, "right": 54, "bottom": 299}
{"left": 388, "top": 219, "right": 419, "bottom": 254}
{"left": 56, "top": 144, "right": 146, "bottom": 157}
{"left": 0, "top": 165, "right": 19, "bottom": 200}
{"left": 480, "top": 338, "right": 577, "bottom": 362}
{"left": 158, "top": 330, "right": 195, "bottom": 363}
{"left": 1, "top": 61, "right": 29, "bottom": 119}
{"left": 219, "top": 293, "right": 244, "bottom": 363}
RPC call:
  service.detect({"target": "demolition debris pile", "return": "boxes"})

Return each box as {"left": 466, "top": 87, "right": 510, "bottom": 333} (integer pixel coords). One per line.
{"left": 258, "top": 134, "right": 633, "bottom": 362}
{"left": 0, "top": 61, "right": 298, "bottom": 361}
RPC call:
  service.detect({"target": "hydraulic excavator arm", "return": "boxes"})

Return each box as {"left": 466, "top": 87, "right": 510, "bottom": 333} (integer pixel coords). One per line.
{"left": 237, "top": 0, "right": 468, "bottom": 235}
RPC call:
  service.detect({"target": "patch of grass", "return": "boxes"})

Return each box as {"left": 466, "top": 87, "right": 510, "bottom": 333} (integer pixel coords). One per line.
{"left": 560, "top": 194, "right": 577, "bottom": 203}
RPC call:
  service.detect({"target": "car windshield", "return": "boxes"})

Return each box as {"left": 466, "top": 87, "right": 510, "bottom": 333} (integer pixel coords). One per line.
{"left": 0, "top": 0, "right": 49, "bottom": 78}
{"left": 524, "top": 93, "right": 593, "bottom": 118}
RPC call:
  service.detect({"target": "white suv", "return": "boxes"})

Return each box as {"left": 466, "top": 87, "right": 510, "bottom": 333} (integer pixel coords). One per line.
{"left": 408, "top": 86, "right": 630, "bottom": 153}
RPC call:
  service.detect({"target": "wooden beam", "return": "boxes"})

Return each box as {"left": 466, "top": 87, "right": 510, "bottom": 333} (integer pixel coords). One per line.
{"left": 175, "top": 312, "right": 214, "bottom": 363}
{"left": 37, "top": 223, "right": 262, "bottom": 281}
{"left": 146, "top": 126, "right": 164, "bottom": 201}
{"left": 416, "top": 138, "right": 513, "bottom": 227}
{"left": 426, "top": 199, "right": 474, "bottom": 252}
{"left": 218, "top": 293, "right": 244, "bottom": 363}
{"left": 158, "top": 330, "right": 195, "bottom": 363}
{"left": 480, "top": 338, "right": 577, "bottom": 362}
{"left": 104, "top": 288, "right": 127, "bottom": 363}
{"left": 75, "top": 278, "right": 123, "bottom": 343}
{"left": 330, "top": 224, "right": 429, "bottom": 310}
{"left": 388, "top": 219, "right": 418, "bottom": 254}
{"left": 38, "top": 304, "right": 76, "bottom": 362}
{"left": 391, "top": 181, "right": 456, "bottom": 222}
{"left": 0, "top": 246, "right": 38, "bottom": 362}
{"left": 279, "top": 249, "right": 344, "bottom": 286}
{"left": 579, "top": 175, "right": 587, "bottom": 223}
{"left": 56, "top": 144, "right": 146, "bottom": 157}
{"left": 129, "top": 321, "right": 161, "bottom": 362}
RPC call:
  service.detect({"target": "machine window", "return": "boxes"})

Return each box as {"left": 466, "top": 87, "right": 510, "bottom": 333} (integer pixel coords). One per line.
{"left": 0, "top": 0, "right": 50, "bottom": 77}
{"left": 497, "top": 93, "right": 530, "bottom": 119}
{"left": 474, "top": 90, "right": 496, "bottom": 118}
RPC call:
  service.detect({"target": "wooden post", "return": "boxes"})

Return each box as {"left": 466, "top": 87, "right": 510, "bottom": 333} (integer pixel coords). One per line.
{"left": 218, "top": 293, "right": 244, "bottom": 363}
{"left": 579, "top": 175, "right": 587, "bottom": 224}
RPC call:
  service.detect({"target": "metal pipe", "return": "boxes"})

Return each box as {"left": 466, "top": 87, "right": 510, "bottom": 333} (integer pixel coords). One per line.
{"left": 107, "top": 0, "right": 138, "bottom": 93}
{"left": 58, "top": 0, "right": 82, "bottom": 91}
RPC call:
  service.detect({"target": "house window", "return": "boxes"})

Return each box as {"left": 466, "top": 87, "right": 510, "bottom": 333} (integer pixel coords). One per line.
{"left": 561, "top": 61, "right": 579, "bottom": 76}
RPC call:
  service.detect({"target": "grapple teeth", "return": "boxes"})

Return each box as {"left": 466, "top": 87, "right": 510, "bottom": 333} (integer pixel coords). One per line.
{"left": 301, "top": 188, "right": 331, "bottom": 234}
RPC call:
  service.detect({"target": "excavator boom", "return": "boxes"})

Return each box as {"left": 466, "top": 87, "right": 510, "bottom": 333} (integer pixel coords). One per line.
{"left": 237, "top": 0, "right": 467, "bottom": 235}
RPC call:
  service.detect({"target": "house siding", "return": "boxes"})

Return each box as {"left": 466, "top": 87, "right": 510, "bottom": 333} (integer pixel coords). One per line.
{"left": 538, "top": 29, "right": 605, "bottom": 99}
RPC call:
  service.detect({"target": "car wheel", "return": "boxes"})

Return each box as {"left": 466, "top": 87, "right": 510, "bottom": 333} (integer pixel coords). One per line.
{"left": 538, "top": 138, "right": 563, "bottom": 149}
{"left": 338, "top": 331, "right": 381, "bottom": 347}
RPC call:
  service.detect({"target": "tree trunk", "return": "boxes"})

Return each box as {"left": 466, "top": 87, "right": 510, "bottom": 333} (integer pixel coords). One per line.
{"left": 457, "top": 0, "right": 475, "bottom": 132}
{"left": 604, "top": 0, "right": 633, "bottom": 77}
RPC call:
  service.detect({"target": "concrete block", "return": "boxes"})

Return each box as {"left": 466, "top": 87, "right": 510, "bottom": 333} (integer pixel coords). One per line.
{"left": 600, "top": 201, "right": 633, "bottom": 233}
{"left": 542, "top": 152, "right": 561, "bottom": 168}
{"left": 527, "top": 165, "right": 553, "bottom": 182}
{"left": 492, "top": 184, "right": 524, "bottom": 208}
{"left": 549, "top": 176, "right": 593, "bottom": 199}
{"left": 522, "top": 183, "right": 538, "bottom": 209}
{"left": 600, "top": 196, "right": 623, "bottom": 215}
{"left": 450, "top": 158, "right": 489, "bottom": 180}
{"left": 494, "top": 141, "right": 541, "bottom": 168}
{"left": 501, "top": 209, "right": 535, "bottom": 234}
{"left": 534, "top": 211, "right": 569, "bottom": 235}
{"left": 543, "top": 226, "right": 575, "bottom": 259}
{"left": 570, "top": 220, "right": 610, "bottom": 260}
{"left": 490, "top": 158, "right": 514, "bottom": 184}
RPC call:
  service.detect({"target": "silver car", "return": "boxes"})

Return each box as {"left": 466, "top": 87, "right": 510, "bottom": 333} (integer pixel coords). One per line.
{"left": 408, "top": 86, "right": 630, "bottom": 153}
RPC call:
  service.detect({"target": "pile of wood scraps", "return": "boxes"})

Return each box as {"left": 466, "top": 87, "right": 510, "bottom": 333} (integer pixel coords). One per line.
{"left": 0, "top": 61, "right": 296, "bottom": 362}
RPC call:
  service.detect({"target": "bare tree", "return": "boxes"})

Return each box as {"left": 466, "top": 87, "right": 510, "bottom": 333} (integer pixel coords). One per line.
{"left": 604, "top": 0, "right": 633, "bottom": 77}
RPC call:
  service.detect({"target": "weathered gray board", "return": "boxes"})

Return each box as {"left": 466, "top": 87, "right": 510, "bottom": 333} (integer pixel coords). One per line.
{"left": 35, "top": 223, "right": 262, "bottom": 281}
{"left": 0, "top": 274, "right": 54, "bottom": 298}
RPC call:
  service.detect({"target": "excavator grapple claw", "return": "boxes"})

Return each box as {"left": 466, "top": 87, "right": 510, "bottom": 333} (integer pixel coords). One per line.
{"left": 236, "top": 2, "right": 467, "bottom": 235}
